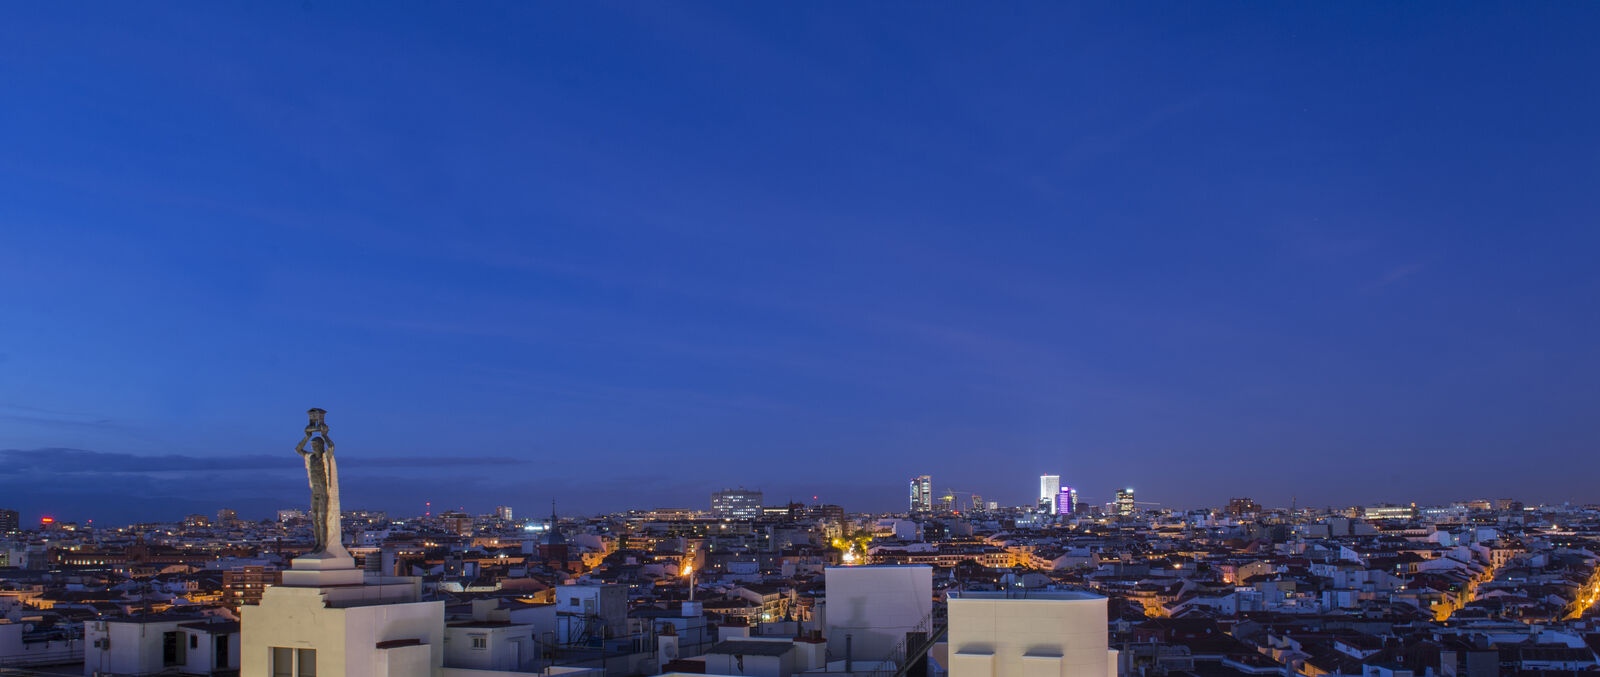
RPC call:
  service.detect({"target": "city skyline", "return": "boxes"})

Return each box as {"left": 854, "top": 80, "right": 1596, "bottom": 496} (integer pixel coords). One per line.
{"left": 5, "top": 4, "right": 1600, "bottom": 521}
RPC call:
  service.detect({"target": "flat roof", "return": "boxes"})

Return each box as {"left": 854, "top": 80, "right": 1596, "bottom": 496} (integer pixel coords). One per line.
{"left": 706, "top": 640, "right": 794, "bottom": 657}
{"left": 947, "top": 590, "right": 1102, "bottom": 602}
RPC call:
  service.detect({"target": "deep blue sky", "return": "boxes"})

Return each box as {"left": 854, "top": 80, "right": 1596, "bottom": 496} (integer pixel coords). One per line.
{"left": 3, "top": 4, "right": 1599, "bottom": 523}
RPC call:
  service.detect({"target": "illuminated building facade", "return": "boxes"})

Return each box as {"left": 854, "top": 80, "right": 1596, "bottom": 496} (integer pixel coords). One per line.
{"left": 1226, "top": 497, "right": 1261, "bottom": 516}
{"left": 1040, "top": 474, "right": 1060, "bottom": 514}
{"left": 909, "top": 475, "right": 933, "bottom": 514}
{"left": 711, "top": 488, "right": 764, "bottom": 519}
{"left": 0, "top": 508, "right": 17, "bottom": 535}
{"left": 1114, "top": 488, "right": 1136, "bottom": 516}
{"left": 1054, "top": 487, "right": 1077, "bottom": 515}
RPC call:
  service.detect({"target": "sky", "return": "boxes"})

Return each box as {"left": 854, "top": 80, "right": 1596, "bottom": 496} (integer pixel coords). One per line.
{"left": 2, "top": 4, "right": 1599, "bottom": 523}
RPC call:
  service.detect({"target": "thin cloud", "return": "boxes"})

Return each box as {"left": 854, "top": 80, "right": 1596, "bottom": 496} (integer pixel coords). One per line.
{"left": 0, "top": 448, "right": 528, "bottom": 475}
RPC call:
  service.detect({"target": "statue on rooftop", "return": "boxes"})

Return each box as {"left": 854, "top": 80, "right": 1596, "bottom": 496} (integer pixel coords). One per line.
{"left": 295, "top": 408, "right": 347, "bottom": 559}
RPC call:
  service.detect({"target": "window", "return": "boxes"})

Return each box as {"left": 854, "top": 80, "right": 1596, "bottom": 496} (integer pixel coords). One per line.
{"left": 190, "top": 635, "right": 198, "bottom": 649}
{"left": 471, "top": 634, "right": 487, "bottom": 649}
{"left": 271, "top": 647, "right": 314, "bottom": 677}
{"left": 272, "top": 648, "right": 294, "bottom": 677}
{"left": 164, "top": 632, "right": 186, "bottom": 666}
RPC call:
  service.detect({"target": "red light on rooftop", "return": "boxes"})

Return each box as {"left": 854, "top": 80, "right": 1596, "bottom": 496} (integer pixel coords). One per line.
{"left": 40, "top": 516, "right": 55, "bottom": 525}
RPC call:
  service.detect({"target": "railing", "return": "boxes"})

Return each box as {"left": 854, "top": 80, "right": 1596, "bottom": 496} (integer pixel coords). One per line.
{"left": 0, "top": 646, "right": 86, "bottom": 668}
{"left": 862, "top": 606, "right": 946, "bottom": 677}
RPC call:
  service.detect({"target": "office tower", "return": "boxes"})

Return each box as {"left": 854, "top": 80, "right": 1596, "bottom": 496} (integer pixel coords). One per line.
{"left": 1114, "top": 488, "right": 1136, "bottom": 517}
{"left": 494, "top": 505, "right": 514, "bottom": 521}
{"left": 711, "top": 488, "right": 764, "bottom": 519}
{"left": 0, "top": 508, "right": 17, "bottom": 534}
{"left": 909, "top": 475, "right": 933, "bottom": 514}
{"left": 970, "top": 494, "right": 984, "bottom": 512}
{"left": 1055, "top": 487, "right": 1077, "bottom": 515}
{"left": 216, "top": 508, "right": 238, "bottom": 527}
{"left": 1040, "top": 474, "right": 1060, "bottom": 514}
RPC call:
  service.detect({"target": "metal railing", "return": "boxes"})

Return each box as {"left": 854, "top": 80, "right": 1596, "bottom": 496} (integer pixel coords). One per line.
{"left": 862, "top": 607, "right": 946, "bottom": 677}
{"left": 0, "top": 646, "right": 86, "bottom": 668}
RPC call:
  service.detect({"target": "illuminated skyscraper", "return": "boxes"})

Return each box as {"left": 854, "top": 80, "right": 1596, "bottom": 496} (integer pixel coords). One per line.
{"left": 909, "top": 475, "right": 933, "bottom": 514}
{"left": 0, "top": 508, "right": 17, "bottom": 535}
{"left": 1114, "top": 488, "right": 1136, "bottom": 516}
{"left": 1055, "top": 487, "right": 1078, "bottom": 515}
{"left": 1040, "top": 474, "right": 1061, "bottom": 514}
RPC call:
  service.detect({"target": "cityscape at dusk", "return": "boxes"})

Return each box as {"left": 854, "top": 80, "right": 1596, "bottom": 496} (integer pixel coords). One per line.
{"left": 4, "top": 4, "right": 1600, "bottom": 677}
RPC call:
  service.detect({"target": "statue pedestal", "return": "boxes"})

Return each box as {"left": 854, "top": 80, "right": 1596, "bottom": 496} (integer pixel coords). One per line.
{"left": 285, "top": 549, "right": 361, "bottom": 587}
{"left": 282, "top": 567, "right": 364, "bottom": 587}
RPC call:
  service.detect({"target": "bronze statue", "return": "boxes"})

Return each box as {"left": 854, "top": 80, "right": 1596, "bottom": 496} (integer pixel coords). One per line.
{"left": 295, "top": 408, "right": 346, "bottom": 558}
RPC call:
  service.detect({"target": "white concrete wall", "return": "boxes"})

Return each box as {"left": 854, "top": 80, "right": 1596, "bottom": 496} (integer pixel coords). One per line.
{"left": 444, "top": 625, "right": 533, "bottom": 672}
{"left": 823, "top": 566, "right": 932, "bottom": 662}
{"left": 84, "top": 620, "right": 185, "bottom": 677}
{"left": 344, "top": 600, "right": 446, "bottom": 677}
{"left": 946, "top": 593, "right": 1108, "bottom": 677}
{"left": 178, "top": 627, "right": 240, "bottom": 675}
{"left": 242, "top": 585, "right": 443, "bottom": 677}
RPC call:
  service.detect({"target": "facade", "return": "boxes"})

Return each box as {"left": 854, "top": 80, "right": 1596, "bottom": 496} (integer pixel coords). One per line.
{"left": 0, "top": 509, "right": 17, "bottom": 535}
{"left": 222, "top": 566, "right": 282, "bottom": 612}
{"left": 1055, "top": 487, "right": 1078, "bottom": 516}
{"left": 908, "top": 476, "right": 932, "bottom": 515}
{"left": 1226, "top": 497, "right": 1261, "bottom": 516}
{"left": 554, "top": 585, "right": 627, "bottom": 644}
{"left": 493, "top": 506, "right": 513, "bottom": 521}
{"left": 945, "top": 590, "right": 1113, "bottom": 677}
{"left": 241, "top": 576, "right": 443, "bottom": 677}
{"left": 1364, "top": 504, "right": 1417, "bottom": 520}
{"left": 439, "top": 511, "right": 473, "bottom": 537}
{"left": 823, "top": 565, "right": 933, "bottom": 662}
{"left": 84, "top": 617, "right": 241, "bottom": 677}
{"left": 711, "top": 489, "right": 764, "bottom": 519}
{"left": 443, "top": 621, "right": 534, "bottom": 672}
{"left": 1114, "top": 489, "right": 1136, "bottom": 517}
{"left": 1039, "top": 475, "right": 1060, "bottom": 514}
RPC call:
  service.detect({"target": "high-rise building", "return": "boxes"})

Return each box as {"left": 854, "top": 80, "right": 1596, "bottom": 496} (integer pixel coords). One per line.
{"left": 1114, "top": 488, "right": 1136, "bottom": 517}
{"left": 217, "top": 508, "right": 238, "bottom": 526}
{"left": 970, "top": 494, "right": 984, "bottom": 512}
{"left": 494, "top": 505, "right": 514, "bottom": 521}
{"left": 1226, "top": 497, "right": 1261, "bottom": 516}
{"left": 909, "top": 475, "right": 933, "bottom": 514}
{"left": 440, "top": 510, "right": 473, "bottom": 536}
{"left": 1039, "top": 475, "right": 1060, "bottom": 514}
{"left": 1054, "top": 487, "right": 1077, "bottom": 515}
{"left": 0, "top": 508, "right": 18, "bottom": 534}
{"left": 711, "top": 488, "right": 764, "bottom": 519}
